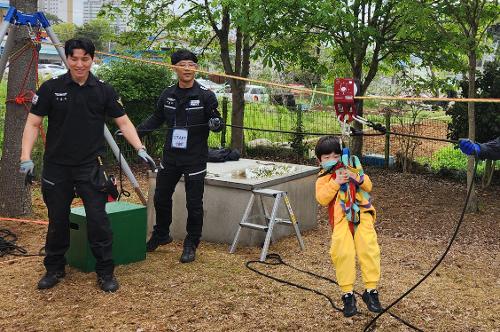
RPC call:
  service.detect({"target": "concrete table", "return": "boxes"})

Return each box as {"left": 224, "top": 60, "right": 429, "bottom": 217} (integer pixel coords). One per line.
{"left": 147, "top": 159, "right": 319, "bottom": 247}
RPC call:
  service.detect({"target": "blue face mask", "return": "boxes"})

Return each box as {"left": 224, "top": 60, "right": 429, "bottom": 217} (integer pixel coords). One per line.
{"left": 321, "top": 160, "right": 338, "bottom": 171}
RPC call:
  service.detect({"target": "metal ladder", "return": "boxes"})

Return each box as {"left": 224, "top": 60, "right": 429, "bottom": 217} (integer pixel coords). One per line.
{"left": 229, "top": 188, "right": 305, "bottom": 261}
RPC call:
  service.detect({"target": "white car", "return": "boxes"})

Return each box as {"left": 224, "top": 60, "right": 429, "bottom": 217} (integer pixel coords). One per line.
{"left": 38, "top": 63, "right": 66, "bottom": 78}
{"left": 244, "top": 84, "right": 269, "bottom": 103}
{"left": 196, "top": 78, "right": 225, "bottom": 92}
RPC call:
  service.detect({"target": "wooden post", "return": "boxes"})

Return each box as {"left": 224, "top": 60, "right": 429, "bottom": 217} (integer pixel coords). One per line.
{"left": 220, "top": 96, "right": 228, "bottom": 147}
{"left": 384, "top": 109, "right": 391, "bottom": 168}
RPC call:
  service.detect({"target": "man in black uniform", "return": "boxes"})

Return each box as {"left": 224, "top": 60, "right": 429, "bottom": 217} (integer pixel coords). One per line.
{"left": 19, "top": 38, "right": 154, "bottom": 292}
{"left": 137, "top": 49, "right": 223, "bottom": 263}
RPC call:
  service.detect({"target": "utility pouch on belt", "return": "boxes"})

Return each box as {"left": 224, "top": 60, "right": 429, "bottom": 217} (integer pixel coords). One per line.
{"left": 90, "top": 156, "right": 119, "bottom": 200}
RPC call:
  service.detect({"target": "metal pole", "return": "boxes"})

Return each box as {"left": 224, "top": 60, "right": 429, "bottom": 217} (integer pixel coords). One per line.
{"left": 44, "top": 26, "right": 68, "bottom": 67}
{"left": 104, "top": 126, "right": 147, "bottom": 205}
{"left": 0, "top": 25, "right": 15, "bottom": 83}
{"left": 221, "top": 96, "right": 228, "bottom": 147}
{"left": 384, "top": 110, "right": 391, "bottom": 168}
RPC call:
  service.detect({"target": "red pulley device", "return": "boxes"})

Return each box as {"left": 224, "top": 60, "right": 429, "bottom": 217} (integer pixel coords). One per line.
{"left": 334, "top": 78, "right": 359, "bottom": 122}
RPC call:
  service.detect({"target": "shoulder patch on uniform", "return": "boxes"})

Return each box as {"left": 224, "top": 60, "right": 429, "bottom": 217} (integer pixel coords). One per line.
{"left": 99, "top": 79, "right": 105, "bottom": 83}
{"left": 32, "top": 94, "right": 39, "bottom": 105}
{"left": 200, "top": 85, "right": 208, "bottom": 90}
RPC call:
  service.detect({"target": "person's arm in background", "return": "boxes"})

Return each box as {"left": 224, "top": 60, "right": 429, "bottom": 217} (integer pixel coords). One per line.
{"left": 136, "top": 93, "right": 167, "bottom": 136}
{"left": 478, "top": 137, "right": 500, "bottom": 160}
{"left": 204, "top": 91, "right": 224, "bottom": 132}
{"left": 105, "top": 84, "right": 156, "bottom": 168}
{"left": 459, "top": 137, "right": 500, "bottom": 160}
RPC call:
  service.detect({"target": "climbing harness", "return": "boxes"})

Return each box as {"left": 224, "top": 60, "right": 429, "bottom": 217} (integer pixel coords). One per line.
{"left": 337, "top": 148, "right": 372, "bottom": 235}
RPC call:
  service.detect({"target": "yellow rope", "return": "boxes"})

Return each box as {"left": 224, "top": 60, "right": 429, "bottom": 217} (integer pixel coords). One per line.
{"left": 37, "top": 40, "right": 500, "bottom": 104}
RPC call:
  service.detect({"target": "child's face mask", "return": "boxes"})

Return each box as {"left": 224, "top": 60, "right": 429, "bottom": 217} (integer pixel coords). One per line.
{"left": 321, "top": 160, "right": 338, "bottom": 171}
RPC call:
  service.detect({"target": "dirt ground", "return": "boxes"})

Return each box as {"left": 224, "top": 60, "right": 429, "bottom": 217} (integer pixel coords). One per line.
{"left": 0, "top": 165, "right": 499, "bottom": 332}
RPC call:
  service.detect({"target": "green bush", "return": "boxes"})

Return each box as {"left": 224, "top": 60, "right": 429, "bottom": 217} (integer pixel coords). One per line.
{"left": 96, "top": 60, "right": 175, "bottom": 159}
{"left": 418, "top": 145, "right": 488, "bottom": 176}
{"left": 447, "top": 60, "right": 500, "bottom": 142}
{"left": 96, "top": 59, "right": 174, "bottom": 123}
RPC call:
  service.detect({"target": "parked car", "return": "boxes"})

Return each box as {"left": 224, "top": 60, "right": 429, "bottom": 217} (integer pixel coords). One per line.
{"left": 244, "top": 84, "right": 269, "bottom": 103}
{"left": 196, "top": 78, "right": 225, "bottom": 93}
{"left": 215, "top": 84, "right": 232, "bottom": 101}
{"left": 38, "top": 63, "right": 66, "bottom": 78}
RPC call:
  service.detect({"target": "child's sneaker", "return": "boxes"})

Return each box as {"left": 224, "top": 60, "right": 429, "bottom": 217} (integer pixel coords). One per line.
{"left": 341, "top": 292, "right": 357, "bottom": 317}
{"left": 362, "top": 289, "right": 382, "bottom": 313}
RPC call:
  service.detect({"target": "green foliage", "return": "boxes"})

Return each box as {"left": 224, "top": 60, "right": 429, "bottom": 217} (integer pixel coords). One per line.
{"left": 447, "top": 60, "right": 500, "bottom": 142}
{"left": 418, "top": 145, "right": 488, "bottom": 176}
{"left": 52, "top": 22, "right": 77, "bottom": 42}
{"left": 96, "top": 59, "right": 174, "bottom": 157}
{"left": 44, "top": 13, "right": 62, "bottom": 25}
{"left": 75, "top": 18, "right": 115, "bottom": 51}
{"left": 291, "top": 108, "right": 306, "bottom": 157}
{"left": 96, "top": 60, "right": 173, "bottom": 104}
{"left": 0, "top": 81, "right": 6, "bottom": 156}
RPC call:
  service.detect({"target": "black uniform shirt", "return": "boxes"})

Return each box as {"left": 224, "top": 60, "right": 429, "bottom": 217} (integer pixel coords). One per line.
{"left": 137, "top": 80, "right": 222, "bottom": 166}
{"left": 31, "top": 72, "right": 125, "bottom": 166}
{"left": 479, "top": 137, "right": 500, "bottom": 160}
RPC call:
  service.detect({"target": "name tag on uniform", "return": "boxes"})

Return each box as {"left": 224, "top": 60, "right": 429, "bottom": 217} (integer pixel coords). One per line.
{"left": 172, "top": 129, "right": 188, "bottom": 149}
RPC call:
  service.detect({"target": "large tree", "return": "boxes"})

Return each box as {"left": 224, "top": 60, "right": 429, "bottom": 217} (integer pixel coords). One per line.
{"left": 434, "top": 0, "right": 498, "bottom": 212}
{"left": 302, "top": 0, "right": 435, "bottom": 155}
{"left": 0, "top": 0, "right": 38, "bottom": 216}
{"left": 103, "top": 0, "right": 297, "bottom": 152}
{"left": 52, "top": 22, "right": 77, "bottom": 43}
{"left": 75, "top": 18, "right": 114, "bottom": 52}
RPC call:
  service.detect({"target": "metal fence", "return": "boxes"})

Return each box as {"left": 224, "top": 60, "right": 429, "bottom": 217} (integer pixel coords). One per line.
{"left": 209, "top": 98, "right": 452, "bottom": 164}
{"left": 0, "top": 98, "right": 453, "bottom": 168}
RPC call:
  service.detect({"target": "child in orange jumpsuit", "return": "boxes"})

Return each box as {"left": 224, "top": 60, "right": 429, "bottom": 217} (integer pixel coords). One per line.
{"left": 315, "top": 135, "right": 382, "bottom": 317}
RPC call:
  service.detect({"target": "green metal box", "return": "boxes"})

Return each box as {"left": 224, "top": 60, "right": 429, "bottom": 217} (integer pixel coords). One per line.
{"left": 66, "top": 201, "right": 147, "bottom": 272}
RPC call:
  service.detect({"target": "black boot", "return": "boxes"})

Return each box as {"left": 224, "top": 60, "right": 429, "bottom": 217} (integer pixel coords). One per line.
{"left": 362, "top": 289, "right": 382, "bottom": 313}
{"left": 341, "top": 292, "right": 357, "bottom": 317}
{"left": 180, "top": 245, "right": 196, "bottom": 263}
{"left": 37, "top": 271, "right": 65, "bottom": 290}
{"left": 146, "top": 235, "right": 173, "bottom": 252}
{"left": 97, "top": 274, "right": 119, "bottom": 293}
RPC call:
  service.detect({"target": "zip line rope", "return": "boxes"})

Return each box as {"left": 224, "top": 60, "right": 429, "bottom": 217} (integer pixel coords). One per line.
{"left": 139, "top": 120, "right": 459, "bottom": 144}
{"left": 246, "top": 254, "right": 424, "bottom": 331}
{"left": 364, "top": 159, "right": 480, "bottom": 331}
{"left": 35, "top": 40, "right": 500, "bottom": 105}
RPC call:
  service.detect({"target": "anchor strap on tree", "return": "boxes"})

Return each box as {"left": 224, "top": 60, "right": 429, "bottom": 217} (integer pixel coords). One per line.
{"left": 5, "top": 27, "right": 46, "bottom": 143}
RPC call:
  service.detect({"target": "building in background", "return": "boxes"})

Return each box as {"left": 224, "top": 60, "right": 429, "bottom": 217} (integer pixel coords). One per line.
{"left": 0, "top": 1, "right": 9, "bottom": 19}
{"left": 37, "top": 0, "right": 84, "bottom": 25}
{"left": 37, "top": 0, "right": 128, "bottom": 31}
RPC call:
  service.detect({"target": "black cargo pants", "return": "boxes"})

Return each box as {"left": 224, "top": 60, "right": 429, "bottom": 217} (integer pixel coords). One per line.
{"left": 153, "top": 163, "right": 206, "bottom": 248}
{"left": 41, "top": 161, "right": 114, "bottom": 276}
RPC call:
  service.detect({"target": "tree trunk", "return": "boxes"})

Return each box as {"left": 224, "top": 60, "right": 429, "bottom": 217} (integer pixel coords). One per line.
{"left": 350, "top": 65, "right": 363, "bottom": 156}
{"left": 465, "top": 49, "right": 478, "bottom": 213}
{"left": 230, "top": 78, "right": 246, "bottom": 152}
{"left": 0, "top": 0, "right": 38, "bottom": 216}
{"left": 481, "top": 159, "right": 494, "bottom": 188}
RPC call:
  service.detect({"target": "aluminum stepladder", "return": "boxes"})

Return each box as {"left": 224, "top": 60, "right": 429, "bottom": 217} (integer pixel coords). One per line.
{"left": 0, "top": 6, "right": 148, "bottom": 205}
{"left": 229, "top": 188, "right": 305, "bottom": 261}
